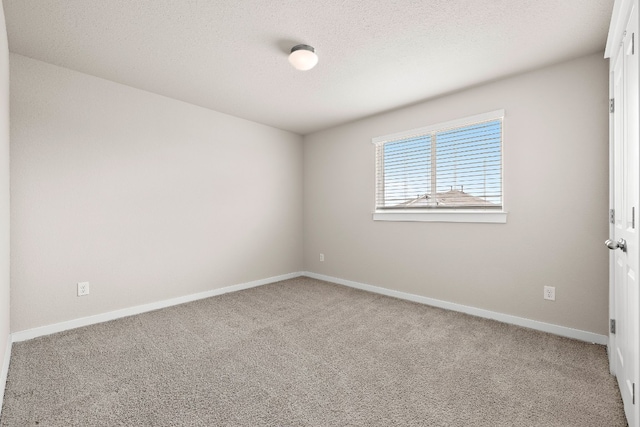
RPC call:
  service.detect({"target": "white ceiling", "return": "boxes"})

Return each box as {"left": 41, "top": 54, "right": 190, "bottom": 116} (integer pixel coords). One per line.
{"left": 3, "top": 0, "right": 614, "bottom": 135}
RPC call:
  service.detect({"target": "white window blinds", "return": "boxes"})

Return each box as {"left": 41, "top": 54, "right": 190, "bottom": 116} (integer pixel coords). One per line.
{"left": 373, "top": 110, "right": 504, "bottom": 211}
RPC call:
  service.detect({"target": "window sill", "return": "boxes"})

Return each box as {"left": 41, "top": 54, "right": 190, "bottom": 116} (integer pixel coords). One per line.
{"left": 372, "top": 210, "right": 508, "bottom": 223}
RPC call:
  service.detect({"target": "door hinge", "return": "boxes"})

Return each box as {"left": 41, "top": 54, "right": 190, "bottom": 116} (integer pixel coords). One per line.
{"left": 633, "top": 383, "right": 635, "bottom": 404}
{"left": 633, "top": 33, "right": 635, "bottom": 55}
{"left": 610, "top": 208, "right": 615, "bottom": 224}
{"left": 610, "top": 319, "right": 616, "bottom": 334}
{"left": 633, "top": 207, "right": 635, "bottom": 229}
{"left": 610, "top": 98, "right": 615, "bottom": 113}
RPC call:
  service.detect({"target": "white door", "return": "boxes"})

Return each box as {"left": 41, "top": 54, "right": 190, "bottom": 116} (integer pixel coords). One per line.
{"left": 609, "top": 7, "right": 640, "bottom": 427}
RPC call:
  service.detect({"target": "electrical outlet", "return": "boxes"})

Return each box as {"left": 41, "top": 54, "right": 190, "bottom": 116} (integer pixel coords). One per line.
{"left": 77, "top": 282, "right": 90, "bottom": 296}
{"left": 543, "top": 286, "right": 555, "bottom": 301}
{"left": 320, "top": 253, "right": 325, "bottom": 262}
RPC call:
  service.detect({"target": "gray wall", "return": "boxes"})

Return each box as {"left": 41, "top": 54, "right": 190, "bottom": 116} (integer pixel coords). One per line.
{"left": 303, "top": 53, "right": 610, "bottom": 335}
{"left": 10, "top": 54, "right": 303, "bottom": 332}
{"left": 0, "top": 0, "right": 9, "bottom": 380}
{"left": 9, "top": 51, "right": 611, "bottom": 336}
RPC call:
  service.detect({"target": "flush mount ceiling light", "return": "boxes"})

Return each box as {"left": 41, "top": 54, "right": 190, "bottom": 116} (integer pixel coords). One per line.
{"left": 288, "top": 44, "right": 318, "bottom": 71}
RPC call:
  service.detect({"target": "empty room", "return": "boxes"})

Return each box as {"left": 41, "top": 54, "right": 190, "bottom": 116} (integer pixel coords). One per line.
{"left": 0, "top": 0, "right": 639, "bottom": 426}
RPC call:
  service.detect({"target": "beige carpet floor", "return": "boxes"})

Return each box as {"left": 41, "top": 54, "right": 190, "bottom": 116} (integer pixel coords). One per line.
{"left": 0, "top": 276, "right": 627, "bottom": 426}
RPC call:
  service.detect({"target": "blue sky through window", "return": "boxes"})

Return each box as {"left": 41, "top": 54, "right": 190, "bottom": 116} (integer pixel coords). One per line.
{"left": 382, "top": 120, "right": 502, "bottom": 208}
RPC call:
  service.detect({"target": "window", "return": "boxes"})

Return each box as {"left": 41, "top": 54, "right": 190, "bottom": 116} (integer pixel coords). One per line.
{"left": 372, "top": 110, "right": 506, "bottom": 223}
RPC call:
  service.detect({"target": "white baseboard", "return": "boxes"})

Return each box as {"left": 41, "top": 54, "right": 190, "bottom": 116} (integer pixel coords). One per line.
{"left": 9, "top": 269, "right": 608, "bottom": 346}
{"left": 303, "top": 271, "right": 608, "bottom": 345}
{"left": 11, "top": 272, "right": 303, "bottom": 343}
{"left": 0, "top": 335, "right": 11, "bottom": 417}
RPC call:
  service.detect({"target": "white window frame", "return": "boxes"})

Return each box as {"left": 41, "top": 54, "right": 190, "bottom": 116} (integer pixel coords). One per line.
{"left": 372, "top": 110, "right": 507, "bottom": 223}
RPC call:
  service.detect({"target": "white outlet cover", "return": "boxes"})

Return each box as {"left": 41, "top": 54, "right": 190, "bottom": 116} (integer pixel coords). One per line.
{"left": 543, "top": 286, "right": 555, "bottom": 301}
{"left": 77, "top": 281, "right": 90, "bottom": 296}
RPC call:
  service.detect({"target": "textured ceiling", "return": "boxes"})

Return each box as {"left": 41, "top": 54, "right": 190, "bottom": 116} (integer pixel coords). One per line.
{"left": 3, "top": 0, "right": 614, "bottom": 135}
